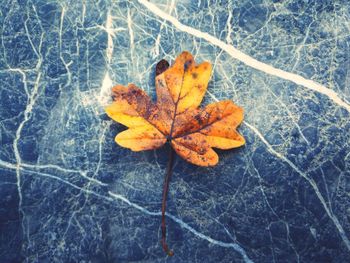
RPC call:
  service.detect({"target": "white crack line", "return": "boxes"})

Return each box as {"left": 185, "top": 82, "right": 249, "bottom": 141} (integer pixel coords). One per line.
{"left": 13, "top": 9, "right": 45, "bottom": 246}
{"left": 59, "top": 5, "right": 73, "bottom": 86}
{"left": 0, "top": 160, "right": 110, "bottom": 202}
{"left": 127, "top": 8, "right": 135, "bottom": 52}
{"left": 138, "top": 0, "right": 350, "bottom": 113}
{"left": 20, "top": 163, "right": 107, "bottom": 186}
{"left": 0, "top": 160, "right": 107, "bottom": 186}
{"left": 98, "top": 11, "right": 115, "bottom": 106}
{"left": 105, "top": 10, "right": 114, "bottom": 64}
{"left": 0, "top": 160, "right": 17, "bottom": 170}
{"left": 108, "top": 191, "right": 253, "bottom": 263}
{"left": 13, "top": 80, "right": 39, "bottom": 247}
{"left": 151, "top": 0, "right": 176, "bottom": 58}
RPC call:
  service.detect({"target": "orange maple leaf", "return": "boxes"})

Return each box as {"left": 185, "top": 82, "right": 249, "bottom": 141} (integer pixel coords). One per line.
{"left": 105, "top": 51, "right": 245, "bottom": 166}
{"left": 105, "top": 51, "right": 245, "bottom": 256}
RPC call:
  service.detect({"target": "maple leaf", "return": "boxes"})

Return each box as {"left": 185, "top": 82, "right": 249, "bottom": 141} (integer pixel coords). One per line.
{"left": 105, "top": 51, "right": 245, "bottom": 166}
{"left": 105, "top": 51, "right": 245, "bottom": 256}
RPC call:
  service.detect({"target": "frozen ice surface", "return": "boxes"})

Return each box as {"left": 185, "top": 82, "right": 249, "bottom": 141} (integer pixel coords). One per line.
{"left": 1, "top": 1, "right": 350, "bottom": 262}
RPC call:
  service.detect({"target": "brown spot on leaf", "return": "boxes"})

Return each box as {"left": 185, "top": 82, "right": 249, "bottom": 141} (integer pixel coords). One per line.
{"left": 194, "top": 114, "right": 203, "bottom": 125}
{"left": 156, "top": 59, "right": 170, "bottom": 76}
{"left": 184, "top": 60, "right": 193, "bottom": 71}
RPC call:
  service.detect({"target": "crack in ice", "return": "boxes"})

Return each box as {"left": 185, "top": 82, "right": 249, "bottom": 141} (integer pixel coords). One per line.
{"left": 13, "top": 71, "right": 42, "bottom": 249}
{"left": 151, "top": 0, "right": 176, "bottom": 58}
{"left": 98, "top": 10, "right": 118, "bottom": 107}
{"left": 127, "top": 8, "right": 135, "bottom": 55}
{"left": 0, "top": 160, "right": 107, "bottom": 186}
{"left": 105, "top": 10, "right": 114, "bottom": 64}
{"left": 59, "top": 5, "right": 73, "bottom": 86}
{"left": 138, "top": 0, "right": 350, "bottom": 112}
{"left": 21, "top": 163, "right": 107, "bottom": 186}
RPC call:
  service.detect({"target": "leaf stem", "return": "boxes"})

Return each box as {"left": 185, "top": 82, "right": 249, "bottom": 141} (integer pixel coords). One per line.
{"left": 161, "top": 147, "right": 175, "bottom": 256}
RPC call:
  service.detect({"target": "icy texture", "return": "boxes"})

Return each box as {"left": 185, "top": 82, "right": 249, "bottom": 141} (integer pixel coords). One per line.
{"left": 1, "top": 0, "right": 350, "bottom": 262}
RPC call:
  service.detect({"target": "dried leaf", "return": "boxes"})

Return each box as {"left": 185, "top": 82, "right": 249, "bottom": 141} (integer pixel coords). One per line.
{"left": 105, "top": 51, "right": 246, "bottom": 256}
{"left": 105, "top": 51, "right": 245, "bottom": 166}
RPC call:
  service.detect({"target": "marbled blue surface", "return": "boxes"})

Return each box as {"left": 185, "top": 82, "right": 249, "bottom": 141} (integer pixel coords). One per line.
{"left": 1, "top": 0, "right": 350, "bottom": 262}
